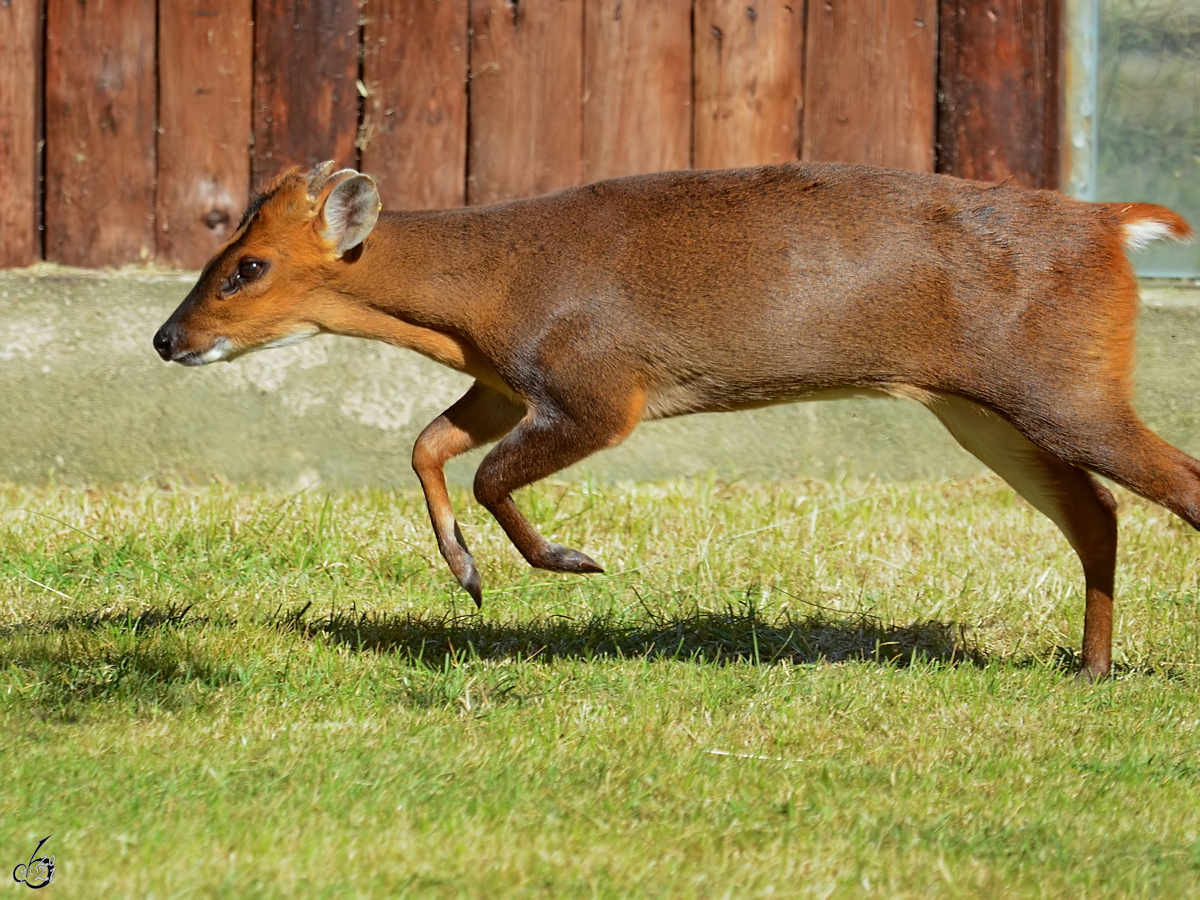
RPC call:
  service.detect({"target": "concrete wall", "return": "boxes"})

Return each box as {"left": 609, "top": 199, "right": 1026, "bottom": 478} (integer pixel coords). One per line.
{"left": 3, "top": 267, "right": 1199, "bottom": 488}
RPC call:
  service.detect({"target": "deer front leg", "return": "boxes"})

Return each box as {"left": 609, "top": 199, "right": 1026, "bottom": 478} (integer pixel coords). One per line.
{"left": 412, "top": 383, "right": 525, "bottom": 604}
{"left": 472, "top": 389, "right": 646, "bottom": 575}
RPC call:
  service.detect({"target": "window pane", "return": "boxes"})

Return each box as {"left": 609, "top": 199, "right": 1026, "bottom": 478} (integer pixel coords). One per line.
{"left": 1096, "top": 0, "right": 1200, "bottom": 277}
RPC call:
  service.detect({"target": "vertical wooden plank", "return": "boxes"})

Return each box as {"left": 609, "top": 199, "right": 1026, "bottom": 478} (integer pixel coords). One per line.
{"left": 937, "top": 0, "right": 1060, "bottom": 189}
{"left": 0, "top": 0, "right": 42, "bottom": 267}
{"left": 803, "top": 0, "right": 937, "bottom": 172}
{"left": 158, "top": 0, "right": 254, "bottom": 268}
{"left": 361, "top": 0, "right": 468, "bottom": 210}
{"left": 252, "top": 0, "right": 360, "bottom": 187}
{"left": 582, "top": 0, "right": 692, "bottom": 181}
{"left": 693, "top": 0, "right": 804, "bottom": 170}
{"left": 44, "top": 0, "right": 157, "bottom": 267}
{"left": 469, "top": 0, "right": 583, "bottom": 205}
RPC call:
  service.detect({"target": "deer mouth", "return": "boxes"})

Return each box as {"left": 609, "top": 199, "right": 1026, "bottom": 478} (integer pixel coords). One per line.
{"left": 173, "top": 337, "right": 235, "bottom": 366}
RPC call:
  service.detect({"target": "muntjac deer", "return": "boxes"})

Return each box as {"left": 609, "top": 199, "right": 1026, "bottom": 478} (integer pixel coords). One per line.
{"left": 154, "top": 160, "right": 1197, "bottom": 680}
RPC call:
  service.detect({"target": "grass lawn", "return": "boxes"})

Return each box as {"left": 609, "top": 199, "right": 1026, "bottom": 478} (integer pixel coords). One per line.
{"left": 2, "top": 476, "right": 1199, "bottom": 897}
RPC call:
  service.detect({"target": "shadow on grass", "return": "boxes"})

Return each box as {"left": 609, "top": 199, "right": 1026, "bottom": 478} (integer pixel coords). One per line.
{"left": 276, "top": 601, "right": 988, "bottom": 669}
{"left": 7, "top": 600, "right": 986, "bottom": 672}
{"left": 1, "top": 603, "right": 238, "bottom": 714}
{"left": 3, "top": 602, "right": 988, "bottom": 716}
{"left": 20, "top": 600, "right": 1190, "bottom": 677}
{"left": 6, "top": 603, "right": 1185, "bottom": 715}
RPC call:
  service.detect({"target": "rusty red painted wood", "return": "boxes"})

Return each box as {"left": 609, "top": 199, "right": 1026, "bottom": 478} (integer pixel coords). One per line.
{"left": 44, "top": 0, "right": 157, "bottom": 267}
{"left": 361, "top": 0, "right": 468, "bottom": 210}
{"left": 468, "top": 0, "right": 584, "bottom": 204}
{"left": 2, "top": 0, "right": 1073, "bottom": 270}
{"left": 583, "top": 0, "right": 692, "bottom": 181}
{"left": 0, "top": 0, "right": 43, "bottom": 266}
{"left": 937, "top": 0, "right": 1061, "bottom": 189}
{"left": 803, "top": 0, "right": 938, "bottom": 172}
{"left": 158, "top": 0, "right": 254, "bottom": 268}
{"left": 693, "top": 0, "right": 804, "bottom": 170}
{"left": 252, "top": 0, "right": 360, "bottom": 188}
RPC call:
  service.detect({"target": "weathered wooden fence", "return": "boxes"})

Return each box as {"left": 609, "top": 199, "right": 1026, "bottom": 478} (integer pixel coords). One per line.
{"left": 0, "top": 0, "right": 1060, "bottom": 270}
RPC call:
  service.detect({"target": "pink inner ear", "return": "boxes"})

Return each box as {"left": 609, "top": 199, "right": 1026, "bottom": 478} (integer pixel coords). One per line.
{"left": 323, "top": 176, "right": 380, "bottom": 254}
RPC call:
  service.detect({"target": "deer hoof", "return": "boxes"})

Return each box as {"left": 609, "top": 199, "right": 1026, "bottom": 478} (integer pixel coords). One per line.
{"left": 540, "top": 545, "right": 605, "bottom": 575}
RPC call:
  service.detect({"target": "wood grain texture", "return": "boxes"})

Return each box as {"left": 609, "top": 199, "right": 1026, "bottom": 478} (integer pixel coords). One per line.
{"left": 803, "top": 0, "right": 937, "bottom": 172}
{"left": 252, "top": 0, "right": 360, "bottom": 188}
{"left": 158, "top": 0, "right": 253, "bottom": 268}
{"left": 0, "top": 0, "right": 42, "bottom": 267}
{"left": 469, "top": 0, "right": 583, "bottom": 205}
{"left": 583, "top": 0, "right": 692, "bottom": 181}
{"left": 361, "top": 0, "right": 468, "bottom": 210}
{"left": 693, "top": 0, "right": 804, "bottom": 170}
{"left": 44, "top": 0, "right": 157, "bottom": 267}
{"left": 937, "top": 0, "right": 1060, "bottom": 189}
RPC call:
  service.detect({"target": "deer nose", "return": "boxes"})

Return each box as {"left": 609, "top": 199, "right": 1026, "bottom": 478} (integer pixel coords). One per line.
{"left": 153, "top": 325, "right": 174, "bottom": 361}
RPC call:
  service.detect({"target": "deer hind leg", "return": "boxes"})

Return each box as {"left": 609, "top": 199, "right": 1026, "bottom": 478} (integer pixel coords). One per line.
{"left": 472, "top": 388, "right": 647, "bottom": 575}
{"left": 926, "top": 393, "right": 1119, "bottom": 680}
{"left": 412, "top": 382, "right": 526, "bottom": 604}
{"left": 1007, "top": 401, "right": 1200, "bottom": 534}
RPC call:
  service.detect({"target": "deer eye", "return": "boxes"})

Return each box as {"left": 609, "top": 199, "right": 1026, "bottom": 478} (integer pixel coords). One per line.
{"left": 219, "top": 258, "right": 268, "bottom": 297}
{"left": 238, "top": 259, "right": 267, "bottom": 282}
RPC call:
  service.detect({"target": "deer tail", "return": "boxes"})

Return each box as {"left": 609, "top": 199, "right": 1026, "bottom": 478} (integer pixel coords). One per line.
{"left": 1106, "top": 202, "right": 1194, "bottom": 251}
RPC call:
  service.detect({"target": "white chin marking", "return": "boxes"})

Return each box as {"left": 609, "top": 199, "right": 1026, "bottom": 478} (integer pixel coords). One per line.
{"left": 193, "top": 328, "right": 318, "bottom": 365}
{"left": 198, "top": 337, "right": 235, "bottom": 364}
{"left": 260, "top": 328, "right": 320, "bottom": 351}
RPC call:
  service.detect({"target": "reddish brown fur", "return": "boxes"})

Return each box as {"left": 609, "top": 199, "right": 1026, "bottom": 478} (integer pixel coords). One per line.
{"left": 155, "top": 160, "right": 1199, "bottom": 680}
{"left": 1109, "top": 202, "right": 1193, "bottom": 240}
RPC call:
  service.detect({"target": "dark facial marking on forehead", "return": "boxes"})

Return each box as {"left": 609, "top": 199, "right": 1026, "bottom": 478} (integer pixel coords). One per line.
{"left": 237, "top": 188, "right": 278, "bottom": 232}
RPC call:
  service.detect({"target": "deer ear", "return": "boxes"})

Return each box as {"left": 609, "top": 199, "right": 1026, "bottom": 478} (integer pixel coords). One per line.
{"left": 317, "top": 173, "right": 381, "bottom": 255}
{"left": 305, "top": 160, "right": 338, "bottom": 195}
